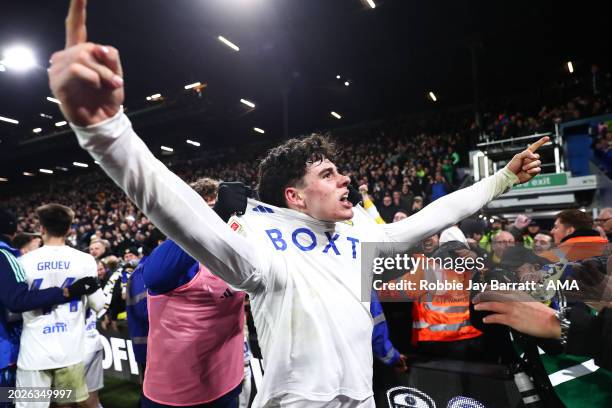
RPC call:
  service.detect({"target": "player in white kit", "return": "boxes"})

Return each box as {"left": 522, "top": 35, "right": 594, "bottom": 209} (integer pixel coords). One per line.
{"left": 16, "top": 204, "right": 105, "bottom": 408}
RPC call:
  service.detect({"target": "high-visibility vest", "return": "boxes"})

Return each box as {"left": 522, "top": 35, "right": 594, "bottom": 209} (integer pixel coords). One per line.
{"left": 411, "top": 266, "right": 481, "bottom": 344}
{"left": 541, "top": 235, "right": 608, "bottom": 263}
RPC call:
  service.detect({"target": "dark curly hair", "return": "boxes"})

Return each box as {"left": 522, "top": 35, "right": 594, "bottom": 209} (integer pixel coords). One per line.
{"left": 257, "top": 134, "right": 337, "bottom": 207}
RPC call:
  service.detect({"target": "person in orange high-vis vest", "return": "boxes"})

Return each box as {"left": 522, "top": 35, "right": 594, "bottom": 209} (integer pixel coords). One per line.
{"left": 410, "top": 231, "right": 483, "bottom": 358}
{"left": 541, "top": 209, "right": 608, "bottom": 263}
{"left": 358, "top": 185, "right": 485, "bottom": 361}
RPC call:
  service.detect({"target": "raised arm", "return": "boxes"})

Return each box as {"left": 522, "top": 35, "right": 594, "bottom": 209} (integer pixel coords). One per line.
{"left": 383, "top": 137, "right": 548, "bottom": 244}
{"left": 49, "top": 0, "right": 265, "bottom": 292}
{"left": 73, "top": 111, "right": 264, "bottom": 293}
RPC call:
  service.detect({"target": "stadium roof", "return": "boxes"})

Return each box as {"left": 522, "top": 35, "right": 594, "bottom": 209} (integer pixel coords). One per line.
{"left": 0, "top": 0, "right": 610, "bottom": 183}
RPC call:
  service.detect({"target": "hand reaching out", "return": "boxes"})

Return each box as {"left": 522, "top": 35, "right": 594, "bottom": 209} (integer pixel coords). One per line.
{"left": 504, "top": 136, "right": 549, "bottom": 184}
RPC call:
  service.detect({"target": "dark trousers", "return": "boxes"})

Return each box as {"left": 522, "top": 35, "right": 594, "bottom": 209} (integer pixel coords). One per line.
{"left": 1, "top": 365, "right": 16, "bottom": 408}
{"left": 141, "top": 384, "right": 241, "bottom": 408}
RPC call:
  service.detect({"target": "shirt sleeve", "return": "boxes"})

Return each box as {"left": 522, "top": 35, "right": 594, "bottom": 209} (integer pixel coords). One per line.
{"left": 363, "top": 196, "right": 385, "bottom": 225}
{"left": 370, "top": 291, "right": 400, "bottom": 366}
{"left": 71, "top": 111, "right": 267, "bottom": 294}
{"left": 0, "top": 250, "right": 66, "bottom": 312}
{"left": 143, "top": 240, "right": 199, "bottom": 294}
{"left": 87, "top": 289, "right": 106, "bottom": 312}
{"left": 381, "top": 168, "right": 518, "bottom": 245}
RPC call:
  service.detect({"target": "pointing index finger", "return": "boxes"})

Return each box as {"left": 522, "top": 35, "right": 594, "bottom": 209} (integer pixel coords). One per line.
{"left": 528, "top": 136, "right": 550, "bottom": 153}
{"left": 65, "top": 0, "right": 88, "bottom": 48}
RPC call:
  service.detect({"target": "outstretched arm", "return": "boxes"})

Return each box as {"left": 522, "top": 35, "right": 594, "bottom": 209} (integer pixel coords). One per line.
{"left": 72, "top": 110, "right": 265, "bottom": 293}
{"left": 383, "top": 138, "right": 547, "bottom": 245}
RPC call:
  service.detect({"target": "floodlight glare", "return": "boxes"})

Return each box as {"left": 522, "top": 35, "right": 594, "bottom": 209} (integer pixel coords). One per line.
{"left": 55, "top": 121, "right": 67, "bottom": 127}
{"left": 240, "top": 99, "right": 256, "bottom": 108}
{"left": 0, "top": 115, "right": 19, "bottom": 125}
{"left": 366, "top": 0, "right": 376, "bottom": 9}
{"left": 428, "top": 91, "right": 437, "bottom": 102}
{"left": 567, "top": 61, "right": 574, "bottom": 74}
{"left": 161, "top": 146, "right": 174, "bottom": 152}
{"left": 218, "top": 36, "right": 240, "bottom": 52}
{"left": 73, "top": 162, "right": 89, "bottom": 168}
{"left": 32, "top": 128, "right": 42, "bottom": 133}
{"left": 46, "top": 96, "right": 61, "bottom": 104}
{"left": 1, "top": 45, "right": 36, "bottom": 71}
{"left": 331, "top": 111, "right": 342, "bottom": 119}
{"left": 253, "top": 127, "right": 265, "bottom": 134}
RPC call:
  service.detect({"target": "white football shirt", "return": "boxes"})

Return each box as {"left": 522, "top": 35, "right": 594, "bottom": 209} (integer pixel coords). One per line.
{"left": 73, "top": 112, "right": 517, "bottom": 407}
{"left": 18, "top": 245, "right": 98, "bottom": 370}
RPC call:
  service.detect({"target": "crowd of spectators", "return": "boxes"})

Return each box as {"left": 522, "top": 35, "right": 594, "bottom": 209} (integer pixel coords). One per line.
{"left": 2, "top": 68, "right": 611, "bottom": 259}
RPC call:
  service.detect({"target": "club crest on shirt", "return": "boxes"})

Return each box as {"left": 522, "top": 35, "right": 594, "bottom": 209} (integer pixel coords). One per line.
{"left": 229, "top": 218, "right": 243, "bottom": 233}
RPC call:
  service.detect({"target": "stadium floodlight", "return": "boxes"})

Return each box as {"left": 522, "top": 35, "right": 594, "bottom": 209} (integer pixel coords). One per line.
{"left": 55, "top": 121, "right": 67, "bottom": 127}
{"left": 0, "top": 115, "right": 19, "bottom": 124}
{"left": 344, "top": 81, "right": 350, "bottom": 87}
{"left": 32, "top": 128, "right": 42, "bottom": 133}
{"left": 22, "top": 172, "right": 34, "bottom": 177}
{"left": 1, "top": 45, "right": 36, "bottom": 71}
{"left": 336, "top": 75, "right": 341, "bottom": 79}
{"left": 428, "top": 91, "right": 437, "bottom": 102}
{"left": 184, "top": 82, "right": 201, "bottom": 90}
{"left": 366, "top": 0, "right": 376, "bottom": 9}
{"left": 56, "top": 166, "right": 69, "bottom": 172}
{"left": 46, "top": 96, "right": 61, "bottom": 104}
{"left": 218, "top": 36, "right": 240, "bottom": 52}
{"left": 331, "top": 111, "right": 342, "bottom": 119}
{"left": 161, "top": 146, "right": 174, "bottom": 152}
{"left": 253, "top": 127, "right": 265, "bottom": 134}
{"left": 39, "top": 168, "right": 53, "bottom": 174}
{"left": 94, "top": 161, "right": 100, "bottom": 165}
{"left": 567, "top": 61, "right": 574, "bottom": 74}
{"left": 73, "top": 162, "right": 89, "bottom": 168}
{"left": 186, "top": 140, "right": 201, "bottom": 147}
{"left": 240, "top": 98, "right": 256, "bottom": 108}
{"left": 40, "top": 113, "right": 53, "bottom": 119}
{"left": 0, "top": 177, "right": 7, "bottom": 182}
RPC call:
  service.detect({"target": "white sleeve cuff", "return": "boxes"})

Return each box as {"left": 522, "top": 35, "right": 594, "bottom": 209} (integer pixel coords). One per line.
{"left": 499, "top": 167, "right": 520, "bottom": 193}
{"left": 70, "top": 108, "right": 131, "bottom": 156}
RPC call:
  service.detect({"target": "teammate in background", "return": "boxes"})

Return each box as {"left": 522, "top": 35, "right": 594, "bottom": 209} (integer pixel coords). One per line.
{"left": 49, "top": 2, "right": 546, "bottom": 406}
{"left": 139, "top": 178, "right": 245, "bottom": 407}
{"left": 126, "top": 228, "right": 165, "bottom": 381}
{"left": 1, "top": 208, "right": 98, "bottom": 404}
{"left": 12, "top": 233, "right": 43, "bottom": 256}
{"left": 82, "top": 306, "right": 104, "bottom": 408}
{"left": 16, "top": 204, "right": 105, "bottom": 408}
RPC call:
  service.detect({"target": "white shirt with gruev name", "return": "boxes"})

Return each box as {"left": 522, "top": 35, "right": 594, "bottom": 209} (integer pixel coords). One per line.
{"left": 18, "top": 245, "right": 101, "bottom": 370}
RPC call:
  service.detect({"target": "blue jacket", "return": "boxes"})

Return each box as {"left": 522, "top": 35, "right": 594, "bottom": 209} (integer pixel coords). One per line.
{"left": 126, "top": 256, "right": 150, "bottom": 364}
{"left": 371, "top": 290, "right": 400, "bottom": 366}
{"left": 0, "top": 237, "right": 66, "bottom": 369}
